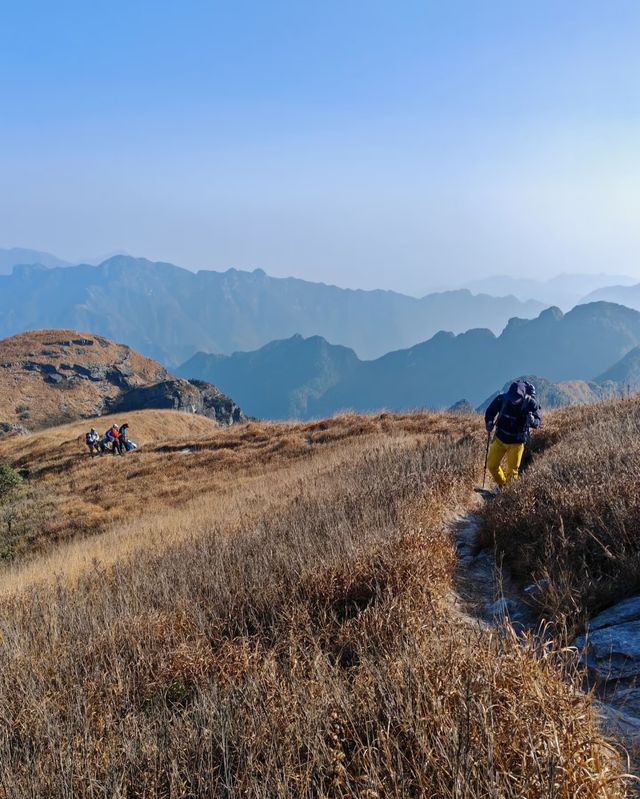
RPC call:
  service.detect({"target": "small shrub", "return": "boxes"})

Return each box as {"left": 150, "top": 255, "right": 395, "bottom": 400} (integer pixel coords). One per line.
{"left": 0, "top": 463, "right": 22, "bottom": 504}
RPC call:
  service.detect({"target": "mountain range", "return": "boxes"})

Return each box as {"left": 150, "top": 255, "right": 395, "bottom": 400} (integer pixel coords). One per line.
{"left": 0, "top": 254, "right": 548, "bottom": 364}
{"left": 177, "top": 302, "right": 640, "bottom": 419}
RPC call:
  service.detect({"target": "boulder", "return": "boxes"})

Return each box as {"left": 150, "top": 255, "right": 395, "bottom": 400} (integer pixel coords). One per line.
{"left": 22, "top": 361, "right": 59, "bottom": 374}
{"left": 573, "top": 595, "right": 640, "bottom": 680}
{"left": 574, "top": 619, "right": 640, "bottom": 680}
{"left": 585, "top": 595, "right": 640, "bottom": 632}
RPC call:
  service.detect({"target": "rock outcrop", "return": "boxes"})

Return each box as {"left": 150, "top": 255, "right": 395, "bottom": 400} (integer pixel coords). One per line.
{"left": 0, "top": 329, "right": 246, "bottom": 429}
{"left": 574, "top": 596, "right": 640, "bottom": 680}
{"left": 108, "top": 379, "right": 245, "bottom": 425}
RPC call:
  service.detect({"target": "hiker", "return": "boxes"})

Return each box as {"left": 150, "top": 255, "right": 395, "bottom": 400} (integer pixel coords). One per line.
{"left": 484, "top": 380, "right": 541, "bottom": 487}
{"left": 118, "top": 423, "right": 130, "bottom": 453}
{"left": 105, "top": 424, "right": 122, "bottom": 455}
{"left": 85, "top": 428, "right": 100, "bottom": 456}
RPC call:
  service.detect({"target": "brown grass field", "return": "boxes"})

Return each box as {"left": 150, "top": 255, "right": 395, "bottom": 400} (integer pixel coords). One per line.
{"left": 0, "top": 406, "right": 633, "bottom": 796}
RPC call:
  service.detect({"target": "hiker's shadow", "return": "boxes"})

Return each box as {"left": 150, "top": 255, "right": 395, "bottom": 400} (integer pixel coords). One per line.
{"left": 473, "top": 487, "right": 496, "bottom": 501}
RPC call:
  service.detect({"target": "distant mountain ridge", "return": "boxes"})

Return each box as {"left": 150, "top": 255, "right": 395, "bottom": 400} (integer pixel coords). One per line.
{"left": 582, "top": 282, "right": 640, "bottom": 312}
{"left": 0, "top": 254, "right": 545, "bottom": 364}
{"left": 465, "top": 273, "right": 636, "bottom": 309}
{"left": 0, "top": 247, "right": 73, "bottom": 275}
{"left": 178, "top": 302, "right": 640, "bottom": 419}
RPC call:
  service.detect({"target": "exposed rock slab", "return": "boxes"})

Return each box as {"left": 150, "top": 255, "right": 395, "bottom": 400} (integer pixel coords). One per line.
{"left": 107, "top": 379, "right": 246, "bottom": 426}
{"left": 574, "top": 621, "right": 640, "bottom": 680}
{"left": 586, "top": 596, "right": 640, "bottom": 632}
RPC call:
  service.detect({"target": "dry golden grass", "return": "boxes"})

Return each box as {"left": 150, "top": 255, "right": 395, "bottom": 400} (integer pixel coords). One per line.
{"left": 0, "top": 407, "right": 629, "bottom": 796}
{"left": 0, "top": 408, "right": 478, "bottom": 563}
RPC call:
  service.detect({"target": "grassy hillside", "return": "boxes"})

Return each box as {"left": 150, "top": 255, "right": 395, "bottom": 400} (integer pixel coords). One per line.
{"left": 0, "top": 328, "right": 167, "bottom": 428}
{"left": 0, "top": 407, "right": 627, "bottom": 796}
{"left": 0, "top": 410, "right": 470, "bottom": 568}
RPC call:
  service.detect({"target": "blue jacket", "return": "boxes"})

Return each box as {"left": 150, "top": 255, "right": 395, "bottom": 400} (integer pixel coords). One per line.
{"left": 485, "top": 381, "right": 541, "bottom": 445}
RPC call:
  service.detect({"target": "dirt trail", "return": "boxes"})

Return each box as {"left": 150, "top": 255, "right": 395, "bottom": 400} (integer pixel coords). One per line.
{"left": 450, "top": 494, "right": 536, "bottom": 631}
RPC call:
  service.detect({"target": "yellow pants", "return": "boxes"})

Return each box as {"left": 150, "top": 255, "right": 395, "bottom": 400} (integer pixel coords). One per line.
{"left": 487, "top": 438, "right": 525, "bottom": 486}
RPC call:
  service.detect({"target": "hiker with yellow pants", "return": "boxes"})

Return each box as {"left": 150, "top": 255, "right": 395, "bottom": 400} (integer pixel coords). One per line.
{"left": 484, "top": 380, "right": 541, "bottom": 487}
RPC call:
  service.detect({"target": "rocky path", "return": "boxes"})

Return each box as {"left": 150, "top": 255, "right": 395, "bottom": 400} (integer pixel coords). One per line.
{"left": 451, "top": 496, "right": 640, "bottom": 778}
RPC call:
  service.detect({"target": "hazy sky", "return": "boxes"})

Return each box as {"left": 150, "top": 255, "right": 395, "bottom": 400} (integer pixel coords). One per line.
{"left": 1, "top": 1, "right": 640, "bottom": 294}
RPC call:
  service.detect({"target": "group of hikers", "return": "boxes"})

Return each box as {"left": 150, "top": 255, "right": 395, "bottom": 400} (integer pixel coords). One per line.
{"left": 85, "top": 423, "right": 137, "bottom": 456}
{"left": 484, "top": 379, "right": 541, "bottom": 489}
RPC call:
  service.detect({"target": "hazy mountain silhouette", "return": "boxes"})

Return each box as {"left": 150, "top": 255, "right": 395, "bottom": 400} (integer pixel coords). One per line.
{"left": 0, "top": 247, "right": 73, "bottom": 275}
{"left": 596, "top": 346, "right": 640, "bottom": 389}
{"left": 582, "top": 283, "right": 640, "bottom": 311}
{"left": 465, "top": 273, "right": 636, "bottom": 309}
{"left": 0, "top": 254, "right": 545, "bottom": 365}
{"left": 181, "top": 335, "right": 359, "bottom": 419}
{"left": 178, "top": 302, "right": 640, "bottom": 419}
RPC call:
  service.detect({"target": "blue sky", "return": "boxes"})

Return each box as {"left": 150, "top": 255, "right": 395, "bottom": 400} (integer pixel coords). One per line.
{"left": 1, "top": 1, "right": 639, "bottom": 293}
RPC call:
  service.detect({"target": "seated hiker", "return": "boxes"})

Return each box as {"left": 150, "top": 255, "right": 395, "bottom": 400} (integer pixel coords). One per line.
{"left": 85, "top": 428, "right": 100, "bottom": 456}
{"left": 484, "top": 380, "right": 541, "bottom": 487}
{"left": 105, "top": 424, "right": 122, "bottom": 455}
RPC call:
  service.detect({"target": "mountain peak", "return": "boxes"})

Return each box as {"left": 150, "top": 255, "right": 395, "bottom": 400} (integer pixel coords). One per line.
{"left": 538, "top": 306, "right": 564, "bottom": 321}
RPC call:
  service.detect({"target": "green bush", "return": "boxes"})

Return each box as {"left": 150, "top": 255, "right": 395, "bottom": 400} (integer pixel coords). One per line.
{"left": 0, "top": 464, "right": 23, "bottom": 504}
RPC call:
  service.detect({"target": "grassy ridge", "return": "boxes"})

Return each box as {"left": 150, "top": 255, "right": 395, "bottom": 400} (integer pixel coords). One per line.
{"left": 0, "top": 411, "right": 627, "bottom": 796}
{"left": 482, "top": 397, "right": 640, "bottom": 634}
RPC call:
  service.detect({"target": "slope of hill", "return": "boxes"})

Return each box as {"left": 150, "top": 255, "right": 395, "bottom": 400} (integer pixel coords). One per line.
{"left": 0, "top": 247, "right": 73, "bottom": 275}
{"left": 596, "top": 345, "right": 640, "bottom": 388}
{"left": 0, "top": 255, "right": 546, "bottom": 364}
{"left": 0, "top": 406, "right": 626, "bottom": 795}
{"left": 179, "top": 302, "right": 640, "bottom": 419}
{"left": 0, "top": 329, "right": 245, "bottom": 430}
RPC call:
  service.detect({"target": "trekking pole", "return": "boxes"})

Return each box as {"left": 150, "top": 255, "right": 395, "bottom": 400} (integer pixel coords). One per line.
{"left": 482, "top": 430, "right": 491, "bottom": 489}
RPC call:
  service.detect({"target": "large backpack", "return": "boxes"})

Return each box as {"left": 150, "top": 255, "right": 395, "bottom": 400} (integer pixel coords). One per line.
{"left": 497, "top": 381, "right": 534, "bottom": 442}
